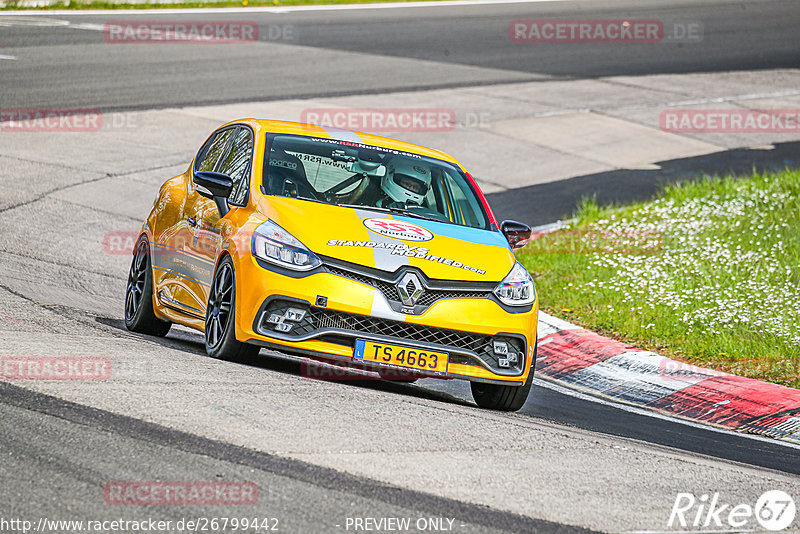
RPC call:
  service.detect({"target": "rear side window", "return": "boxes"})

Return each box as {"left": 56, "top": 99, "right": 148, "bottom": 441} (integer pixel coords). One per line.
{"left": 217, "top": 127, "right": 254, "bottom": 206}
{"left": 195, "top": 128, "right": 235, "bottom": 173}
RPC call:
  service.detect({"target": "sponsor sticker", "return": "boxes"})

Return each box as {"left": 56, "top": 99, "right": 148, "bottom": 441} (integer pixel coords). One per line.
{"left": 326, "top": 239, "right": 486, "bottom": 275}
{"left": 363, "top": 218, "right": 433, "bottom": 242}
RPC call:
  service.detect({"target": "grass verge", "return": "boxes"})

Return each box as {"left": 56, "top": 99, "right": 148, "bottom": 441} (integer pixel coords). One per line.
{"left": 518, "top": 169, "right": 800, "bottom": 388}
{"left": 2, "top": 0, "right": 438, "bottom": 10}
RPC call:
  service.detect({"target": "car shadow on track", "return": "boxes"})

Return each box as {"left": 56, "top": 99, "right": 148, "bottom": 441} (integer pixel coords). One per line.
{"left": 488, "top": 140, "right": 800, "bottom": 226}
{"left": 96, "top": 316, "right": 473, "bottom": 408}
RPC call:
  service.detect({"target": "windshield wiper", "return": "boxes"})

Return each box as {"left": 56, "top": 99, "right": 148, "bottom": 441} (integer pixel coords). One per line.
{"left": 328, "top": 203, "right": 448, "bottom": 224}
{"left": 387, "top": 206, "right": 445, "bottom": 223}
{"left": 335, "top": 204, "right": 387, "bottom": 213}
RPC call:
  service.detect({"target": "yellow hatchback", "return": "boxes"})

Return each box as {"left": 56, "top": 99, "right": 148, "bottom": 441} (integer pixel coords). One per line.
{"left": 125, "top": 119, "right": 538, "bottom": 411}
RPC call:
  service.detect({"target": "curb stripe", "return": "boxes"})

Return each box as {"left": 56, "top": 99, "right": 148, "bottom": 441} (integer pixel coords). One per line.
{"left": 648, "top": 376, "right": 800, "bottom": 429}
{"left": 535, "top": 311, "right": 800, "bottom": 442}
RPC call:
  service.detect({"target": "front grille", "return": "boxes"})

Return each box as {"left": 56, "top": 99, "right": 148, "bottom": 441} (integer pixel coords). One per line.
{"left": 416, "top": 289, "right": 491, "bottom": 306}
{"left": 257, "top": 299, "right": 526, "bottom": 374}
{"left": 325, "top": 265, "right": 492, "bottom": 310}
{"left": 309, "top": 307, "right": 488, "bottom": 353}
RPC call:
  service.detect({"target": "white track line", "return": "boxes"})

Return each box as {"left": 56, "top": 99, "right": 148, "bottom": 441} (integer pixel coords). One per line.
{"left": 0, "top": 0, "right": 568, "bottom": 16}
{"left": 0, "top": 54, "right": 18, "bottom": 60}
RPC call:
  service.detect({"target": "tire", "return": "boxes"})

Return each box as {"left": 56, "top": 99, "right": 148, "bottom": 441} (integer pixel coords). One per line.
{"left": 205, "top": 256, "right": 260, "bottom": 362}
{"left": 125, "top": 236, "right": 172, "bottom": 337}
{"left": 470, "top": 342, "right": 536, "bottom": 412}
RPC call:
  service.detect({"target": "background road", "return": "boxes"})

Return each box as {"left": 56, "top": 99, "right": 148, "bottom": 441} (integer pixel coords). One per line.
{"left": 0, "top": 0, "right": 799, "bottom": 110}
{"left": 2, "top": 0, "right": 800, "bottom": 532}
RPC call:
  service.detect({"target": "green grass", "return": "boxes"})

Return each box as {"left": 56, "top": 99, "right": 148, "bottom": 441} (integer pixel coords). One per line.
{"left": 2, "top": 0, "right": 439, "bottom": 10}
{"left": 519, "top": 169, "right": 800, "bottom": 388}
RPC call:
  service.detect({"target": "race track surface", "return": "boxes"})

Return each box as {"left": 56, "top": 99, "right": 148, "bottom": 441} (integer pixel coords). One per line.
{"left": 2, "top": 0, "right": 800, "bottom": 531}
{"left": 1, "top": 0, "right": 799, "bottom": 109}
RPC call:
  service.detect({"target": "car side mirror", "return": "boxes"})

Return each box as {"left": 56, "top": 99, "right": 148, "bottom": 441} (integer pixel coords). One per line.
{"left": 501, "top": 220, "right": 532, "bottom": 250}
{"left": 194, "top": 171, "right": 233, "bottom": 216}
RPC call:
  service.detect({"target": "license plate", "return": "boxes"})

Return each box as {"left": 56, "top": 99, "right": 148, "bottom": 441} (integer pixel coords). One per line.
{"left": 353, "top": 339, "right": 448, "bottom": 374}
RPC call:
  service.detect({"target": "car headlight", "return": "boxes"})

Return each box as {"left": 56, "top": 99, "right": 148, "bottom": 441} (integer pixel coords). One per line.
{"left": 252, "top": 220, "right": 321, "bottom": 271}
{"left": 494, "top": 262, "right": 536, "bottom": 306}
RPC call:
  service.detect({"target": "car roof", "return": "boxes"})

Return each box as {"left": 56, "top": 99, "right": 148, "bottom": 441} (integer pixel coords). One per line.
{"left": 220, "top": 118, "right": 463, "bottom": 168}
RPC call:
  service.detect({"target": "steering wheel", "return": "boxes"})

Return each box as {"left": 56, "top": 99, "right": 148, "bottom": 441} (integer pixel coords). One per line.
{"left": 322, "top": 174, "right": 368, "bottom": 203}
{"left": 280, "top": 177, "right": 319, "bottom": 201}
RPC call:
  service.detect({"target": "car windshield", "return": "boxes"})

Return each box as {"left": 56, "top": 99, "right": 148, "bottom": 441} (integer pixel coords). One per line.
{"left": 263, "top": 134, "right": 490, "bottom": 230}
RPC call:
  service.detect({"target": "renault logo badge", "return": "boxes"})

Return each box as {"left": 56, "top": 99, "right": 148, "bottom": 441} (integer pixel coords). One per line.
{"left": 397, "top": 272, "right": 424, "bottom": 307}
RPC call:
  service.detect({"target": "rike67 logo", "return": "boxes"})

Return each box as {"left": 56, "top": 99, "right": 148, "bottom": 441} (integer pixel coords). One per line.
{"left": 668, "top": 490, "right": 796, "bottom": 531}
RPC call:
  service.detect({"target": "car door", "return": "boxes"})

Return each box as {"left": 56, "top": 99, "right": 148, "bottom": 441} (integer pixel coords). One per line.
{"left": 157, "top": 127, "right": 236, "bottom": 319}
{"left": 184, "top": 125, "right": 255, "bottom": 311}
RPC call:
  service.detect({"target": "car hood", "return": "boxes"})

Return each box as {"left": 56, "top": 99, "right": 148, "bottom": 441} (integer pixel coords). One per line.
{"left": 259, "top": 197, "right": 515, "bottom": 282}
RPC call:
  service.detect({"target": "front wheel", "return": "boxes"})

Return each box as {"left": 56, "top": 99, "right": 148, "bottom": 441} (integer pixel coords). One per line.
{"left": 125, "top": 236, "right": 172, "bottom": 337}
{"left": 205, "top": 256, "right": 259, "bottom": 362}
{"left": 470, "top": 342, "right": 536, "bottom": 412}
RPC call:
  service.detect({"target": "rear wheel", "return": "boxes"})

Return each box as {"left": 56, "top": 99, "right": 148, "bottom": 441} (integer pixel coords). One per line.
{"left": 205, "top": 256, "right": 259, "bottom": 362}
{"left": 470, "top": 342, "right": 536, "bottom": 412}
{"left": 125, "top": 236, "right": 172, "bottom": 337}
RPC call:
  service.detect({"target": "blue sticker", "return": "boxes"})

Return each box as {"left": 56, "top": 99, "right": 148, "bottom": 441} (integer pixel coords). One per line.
{"left": 391, "top": 215, "right": 509, "bottom": 248}
{"left": 353, "top": 339, "right": 366, "bottom": 360}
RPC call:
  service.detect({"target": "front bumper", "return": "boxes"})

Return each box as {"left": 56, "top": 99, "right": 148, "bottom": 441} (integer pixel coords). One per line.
{"left": 234, "top": 254, "right": 538, "bottom": 384}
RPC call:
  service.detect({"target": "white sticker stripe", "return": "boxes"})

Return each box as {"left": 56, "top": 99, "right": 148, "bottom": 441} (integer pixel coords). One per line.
{"left": 319, "top": 126, "right": 363, "bottom": 144}
{"left": 353, "top": 209, "right": 409, "bottom": 273}
{"left": 370, "top": 290, "right": 407, "bottom": 322}
{"left": 351, "top": 208, "right": 408, "bottom": 322}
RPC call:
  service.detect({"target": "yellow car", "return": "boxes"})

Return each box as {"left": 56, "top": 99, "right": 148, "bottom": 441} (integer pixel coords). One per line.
{"left": 125, "top": 119, "right": 538, "bottom": 411}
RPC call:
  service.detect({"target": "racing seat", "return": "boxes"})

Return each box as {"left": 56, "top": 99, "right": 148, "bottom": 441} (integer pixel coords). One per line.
{"left": 265, "top": 149, "right": 317, "bottom": 200}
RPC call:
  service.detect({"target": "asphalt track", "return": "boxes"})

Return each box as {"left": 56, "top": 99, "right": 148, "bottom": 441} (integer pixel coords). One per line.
{"left": 2, "top": 0, "right": 800, "bottom": 532}
{"left": 1, "top": 0, "right": 799, "bottom": 110}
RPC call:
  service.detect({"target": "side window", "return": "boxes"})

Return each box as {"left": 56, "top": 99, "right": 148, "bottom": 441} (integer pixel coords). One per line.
{"left": 217, "top": 127, "right": 254, "bottom": 206}
{"left": 443, "top": 170, "right": 483, "bottom": 227}
{"left": 195, "top": 128, "right": 235, "bottom": 173}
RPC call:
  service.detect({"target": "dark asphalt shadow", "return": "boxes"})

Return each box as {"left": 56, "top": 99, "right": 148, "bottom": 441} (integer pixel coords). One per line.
{"left": 487, "top": 140, "right": 800, "bottom": 226}
{"left": 522, "top": 381, "right": 800, "bottom": 475}
{"left": 95, "top": 316, "right": 470, "bottom": 407}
